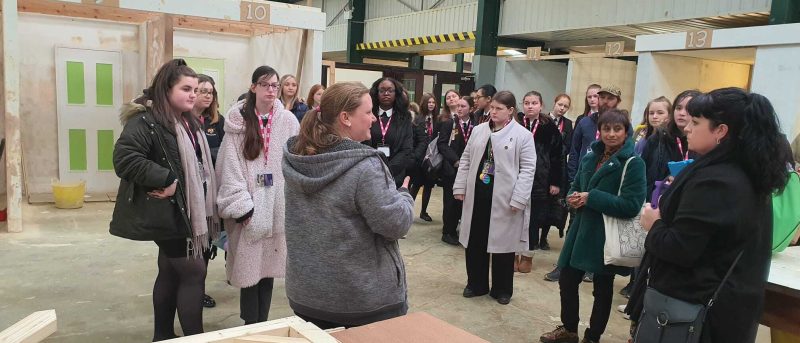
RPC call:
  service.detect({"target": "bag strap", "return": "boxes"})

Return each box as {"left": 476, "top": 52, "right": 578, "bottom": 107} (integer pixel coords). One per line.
{"left": 708, "top": 250, "right": 744, "bottom": 308}
{"left": 617, "top": 156, "right": 636, "bottom": 196}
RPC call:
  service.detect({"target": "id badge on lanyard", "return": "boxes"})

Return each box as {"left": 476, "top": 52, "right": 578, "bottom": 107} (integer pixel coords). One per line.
{"left": 378, "top": 116, "right": 392, "bottom": 157}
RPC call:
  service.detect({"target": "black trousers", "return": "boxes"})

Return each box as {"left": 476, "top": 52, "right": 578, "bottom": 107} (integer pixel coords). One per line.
{"left": 528, "top": 197, "right": 551, "bottom": 249}
{"left": 559, "top": 265, "right": 615, "bottom": 342}
{"left": 441, "top": 180, "right": 462, "bottom": 236}
{"left": 465, "top": 178, "right": 514, "bottom": 298}
{"left": 240, "top": 278, "right": 274, "bottom": 324}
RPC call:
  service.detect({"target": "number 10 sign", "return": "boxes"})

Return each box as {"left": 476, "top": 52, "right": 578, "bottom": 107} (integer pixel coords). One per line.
{"left": 241, "top": 1, "right": 271, "bottom": 24}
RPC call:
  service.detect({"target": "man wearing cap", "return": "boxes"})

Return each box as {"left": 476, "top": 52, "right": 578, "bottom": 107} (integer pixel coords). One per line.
{"left": 566, "top": 85, "right": 623, "bottom": 183}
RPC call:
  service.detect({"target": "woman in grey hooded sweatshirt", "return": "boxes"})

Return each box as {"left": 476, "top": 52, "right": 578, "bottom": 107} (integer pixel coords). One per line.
{"left": 282, "top": 82, "right": 415, "bottom": 329}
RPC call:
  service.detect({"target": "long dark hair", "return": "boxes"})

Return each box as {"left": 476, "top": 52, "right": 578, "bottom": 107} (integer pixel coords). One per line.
{"left": 415, "top": 92, "right": 437, "bottom": 126}
{"left": 440, "top": 89, "right": 459, "bottom": 121}
{"left": 197, "top": 74, "right": 220, "bottom": 124}
{"left": 687, "top": 87, "right": 790, "bottom": 196}
{"left": 134, "top": 59, "right": 198, "bottom": 134}
{"left": 242, "top": 65, "right": 280, "bottom": 160}
{"left": 583, "top": 84, "right": 601, "bottom": 116}
{"left": 369, "top": 77, "right": 411, "bottom": 123}
{"left": 664, "top": 89, "right": 701, "bottom": 138}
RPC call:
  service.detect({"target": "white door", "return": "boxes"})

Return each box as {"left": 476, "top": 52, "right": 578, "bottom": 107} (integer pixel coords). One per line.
{"left": 55, "top": 47, "right": 123, "bottom": 193}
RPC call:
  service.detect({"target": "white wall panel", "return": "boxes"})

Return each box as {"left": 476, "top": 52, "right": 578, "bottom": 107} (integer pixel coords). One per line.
{"left": 500, "top": 0, "right": 771, "bottom": 36}
{"left": 366, "top": 0, "right": 476, "bottom": 19}
{"left": 323, "top": 24, "right": 348, "bottom": 52}
{"left": 495, "top": 59, "right": 569, "bottom": 116}
{"left": 364, "top": 2, "right": 477, "bottom": 41}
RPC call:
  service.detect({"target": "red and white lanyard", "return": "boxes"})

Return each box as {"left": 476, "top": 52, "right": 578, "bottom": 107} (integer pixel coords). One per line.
{"left": 426, "top": 116, "right": 433, "bottom": 137}
{"left": 379, "top": 116, "right": 392, "bottom": 145}
{"left": 258, "top": 109, "right": 275, "bottom": 166}
{"left": 595, "top": 130, "right": 600, "bottom": 140}
{"left": 458, "top": 119, "right": 473, "bottom": 143}
{"left": 524, "top": 118, "right": 540, "bottom": 137}
{"left": 182, "top": 118, "right": 198, "bottom": 151}
{"left": 676, "top": 137, "right": 689, "bottom": 161}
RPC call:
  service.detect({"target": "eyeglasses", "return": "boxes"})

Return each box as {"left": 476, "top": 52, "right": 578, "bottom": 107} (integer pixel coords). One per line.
{"left": 198, "top": 88, "right": 214, "bottom": 95}
{"left": 378, "top": 88, "right": 396, "bottom": 95}
{"left": 257, "top": 82, "right": 280, "bottom": 90}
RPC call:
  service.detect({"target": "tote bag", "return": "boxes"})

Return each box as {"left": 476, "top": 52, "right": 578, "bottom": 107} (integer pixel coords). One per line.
{"left": 603, "top": 156, "right": 647, "bottom": 267}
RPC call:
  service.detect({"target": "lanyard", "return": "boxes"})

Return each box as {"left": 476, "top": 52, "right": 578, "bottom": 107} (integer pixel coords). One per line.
{"left": 379, "top": 115, "right": 392, "bottom": 145}
{"left": 524, "top": 117, "right": 540, "bottom": 137}
{"left": 458, "top": 118, "right": 473, "bottom": 143}
{"left": 426, "top": 116, "right": 433, "bottom": 137}
{"left": 181, "top": 118, "right": 198, "bottom": 151}
{"left": 595, "top": 129, "right": 600, "bottom": 141}
{"left": 676, "top": 137, "right": 689, "bottom": 161}
{"left": 258, "top": 108, "right": 275, "bottom": 166}
{"left": 558, "top": 119, "right": 564, "bottom": 133}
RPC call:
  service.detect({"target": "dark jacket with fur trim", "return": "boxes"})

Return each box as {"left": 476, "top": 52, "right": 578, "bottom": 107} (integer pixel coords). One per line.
{"left": 109, "top": 103, "right": 192, "bottom": 241}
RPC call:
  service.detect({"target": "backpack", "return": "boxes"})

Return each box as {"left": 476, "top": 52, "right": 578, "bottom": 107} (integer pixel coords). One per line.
{"left": 772, "top": 171, "right": 800, "bottom": 252}
{"left": 422, "top": 134, "right": 443, "bottom": 178}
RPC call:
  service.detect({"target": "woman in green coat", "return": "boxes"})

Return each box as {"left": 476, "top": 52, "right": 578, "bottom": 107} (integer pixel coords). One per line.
{"left": 541, "top": 109, "right": 646, "bottom": 343}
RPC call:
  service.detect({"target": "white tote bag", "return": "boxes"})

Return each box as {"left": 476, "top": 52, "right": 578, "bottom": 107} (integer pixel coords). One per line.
{"left": 602, "top": 156, "right": 647, "bottom": 267}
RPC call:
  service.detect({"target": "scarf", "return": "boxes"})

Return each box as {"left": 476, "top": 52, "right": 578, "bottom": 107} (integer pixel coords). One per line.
{"left": 175, "top": 122, "right": 220, "bottom": 258}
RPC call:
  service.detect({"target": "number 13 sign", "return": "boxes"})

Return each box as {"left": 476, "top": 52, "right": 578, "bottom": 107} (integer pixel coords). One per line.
{"left": 685, "top": 29, "right": 713, "bottom": 49}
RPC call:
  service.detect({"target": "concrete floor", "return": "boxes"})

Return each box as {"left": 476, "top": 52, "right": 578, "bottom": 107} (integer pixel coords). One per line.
{"left": 0, "top": 189, "right": 678, "bottom": 342}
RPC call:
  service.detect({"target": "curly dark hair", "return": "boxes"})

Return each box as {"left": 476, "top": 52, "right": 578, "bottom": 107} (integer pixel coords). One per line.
{"left": 369, "top": 77, "right": 411, "bottom": 123}
{"left": 687, "top": 87, "right": 790, "bottom": 196}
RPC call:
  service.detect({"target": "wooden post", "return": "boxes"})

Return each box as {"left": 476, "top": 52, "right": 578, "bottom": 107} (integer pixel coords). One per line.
{"left": 295, "top": 29, "right": 309, "bottom": 85}
{"left": 2, "top": 0, "right": 23, "bottom": 233}
{"left": 141, "top": 14, "right": 174, "bottom": 86}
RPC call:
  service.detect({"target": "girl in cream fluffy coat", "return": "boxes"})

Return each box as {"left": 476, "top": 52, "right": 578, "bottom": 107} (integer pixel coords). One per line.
{"left": 216, "top": 65, "right": 299, "bottom": 324}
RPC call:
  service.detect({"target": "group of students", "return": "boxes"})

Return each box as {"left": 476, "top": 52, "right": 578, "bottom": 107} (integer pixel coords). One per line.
{"left": 110, "top": 59, "right": 329, "bottom": 341}
{"left": 109, "top": 58, "right": 792, "bottom": 343}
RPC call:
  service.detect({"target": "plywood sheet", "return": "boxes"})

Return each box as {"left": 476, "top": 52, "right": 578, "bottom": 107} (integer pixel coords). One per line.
{"left": 330, "top": 312, "right": 488, "bottom": 343}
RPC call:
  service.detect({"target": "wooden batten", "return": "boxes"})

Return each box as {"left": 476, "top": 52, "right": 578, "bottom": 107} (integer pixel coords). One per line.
{"left": 19, "top": 0, "right": 152, "bottom": 23}
{"left": 143, "top": 13, "right": 174, "bottom": 86}
{"left": 172, "top": 15, "right": 289, "bottom": 37}
{"left": 0, "top": 309, "right": 58, "bottom": 343}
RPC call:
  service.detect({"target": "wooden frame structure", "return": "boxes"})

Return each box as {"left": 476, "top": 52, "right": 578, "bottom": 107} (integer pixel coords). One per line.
{"left": 1, "top": 0, "right": 326, "bottom": 232}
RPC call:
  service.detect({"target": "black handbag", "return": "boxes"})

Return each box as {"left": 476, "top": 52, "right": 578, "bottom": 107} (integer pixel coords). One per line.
{"left": 634, "top": 251, "right": 743, "bottom": 343}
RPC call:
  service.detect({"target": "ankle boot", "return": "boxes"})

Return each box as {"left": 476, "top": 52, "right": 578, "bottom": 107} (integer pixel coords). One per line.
{"left": 518, "top": 256, "right": 533, "bottom": 273}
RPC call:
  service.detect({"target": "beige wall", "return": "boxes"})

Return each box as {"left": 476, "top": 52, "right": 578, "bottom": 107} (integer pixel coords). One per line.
{"left": 631, "top": 53, "right": 751, "bottom": 121}
{"left": 19, "top": 14, "right": 141, "bottom": 194}
{"left": 17, "top": 14, "right": 305, "bottom": 195}
{"left": 566, "top": 58, "right": 637, "bottom": 120}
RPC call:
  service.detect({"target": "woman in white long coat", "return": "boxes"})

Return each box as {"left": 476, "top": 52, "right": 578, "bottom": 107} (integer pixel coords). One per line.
{"left": 216, "top": 65, "right": 299, "bottom": 324}
{"left": 454, "top": 90, "right": 536, "bottom": 305}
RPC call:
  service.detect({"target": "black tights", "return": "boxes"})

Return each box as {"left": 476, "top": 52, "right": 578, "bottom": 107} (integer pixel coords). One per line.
{"left": 241, "top": 278, "right": 274, "bottom": 324}
{"left": 152, "top": 249, "right": 206, "bottom": 341}
{"left": 410, "top": 182, "right": 434, "bottom": 214}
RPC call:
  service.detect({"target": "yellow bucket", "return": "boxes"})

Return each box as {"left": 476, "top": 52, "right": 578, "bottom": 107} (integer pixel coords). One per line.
{"left": 51, "top": 180, "right": 86, "bottom": 209}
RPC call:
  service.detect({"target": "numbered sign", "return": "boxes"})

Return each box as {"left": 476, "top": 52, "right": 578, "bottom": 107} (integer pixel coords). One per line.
{"left": 240, "top": 1, "right": 271, "bottom": 24}
{"left": 685, "top": 29, "right": 713, "bottom": 49}
{"left": 527, "top": 47, "right": 542, "bottom": 60}
{"left": 605, "top": 41, "right": 625, "bottom": 57}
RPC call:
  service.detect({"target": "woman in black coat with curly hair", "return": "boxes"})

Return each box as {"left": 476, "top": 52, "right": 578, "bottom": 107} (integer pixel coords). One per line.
{"left": 632, "top": 88, "right": 792, "bottom": 343}
{"left": 365, "top": 77, "right": 414, "bottom": 188}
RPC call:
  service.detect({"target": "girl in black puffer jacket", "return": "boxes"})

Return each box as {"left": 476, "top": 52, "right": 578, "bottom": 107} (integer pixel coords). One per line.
{"left": 515, "top": 91, "right": 563, "bottom": 273}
